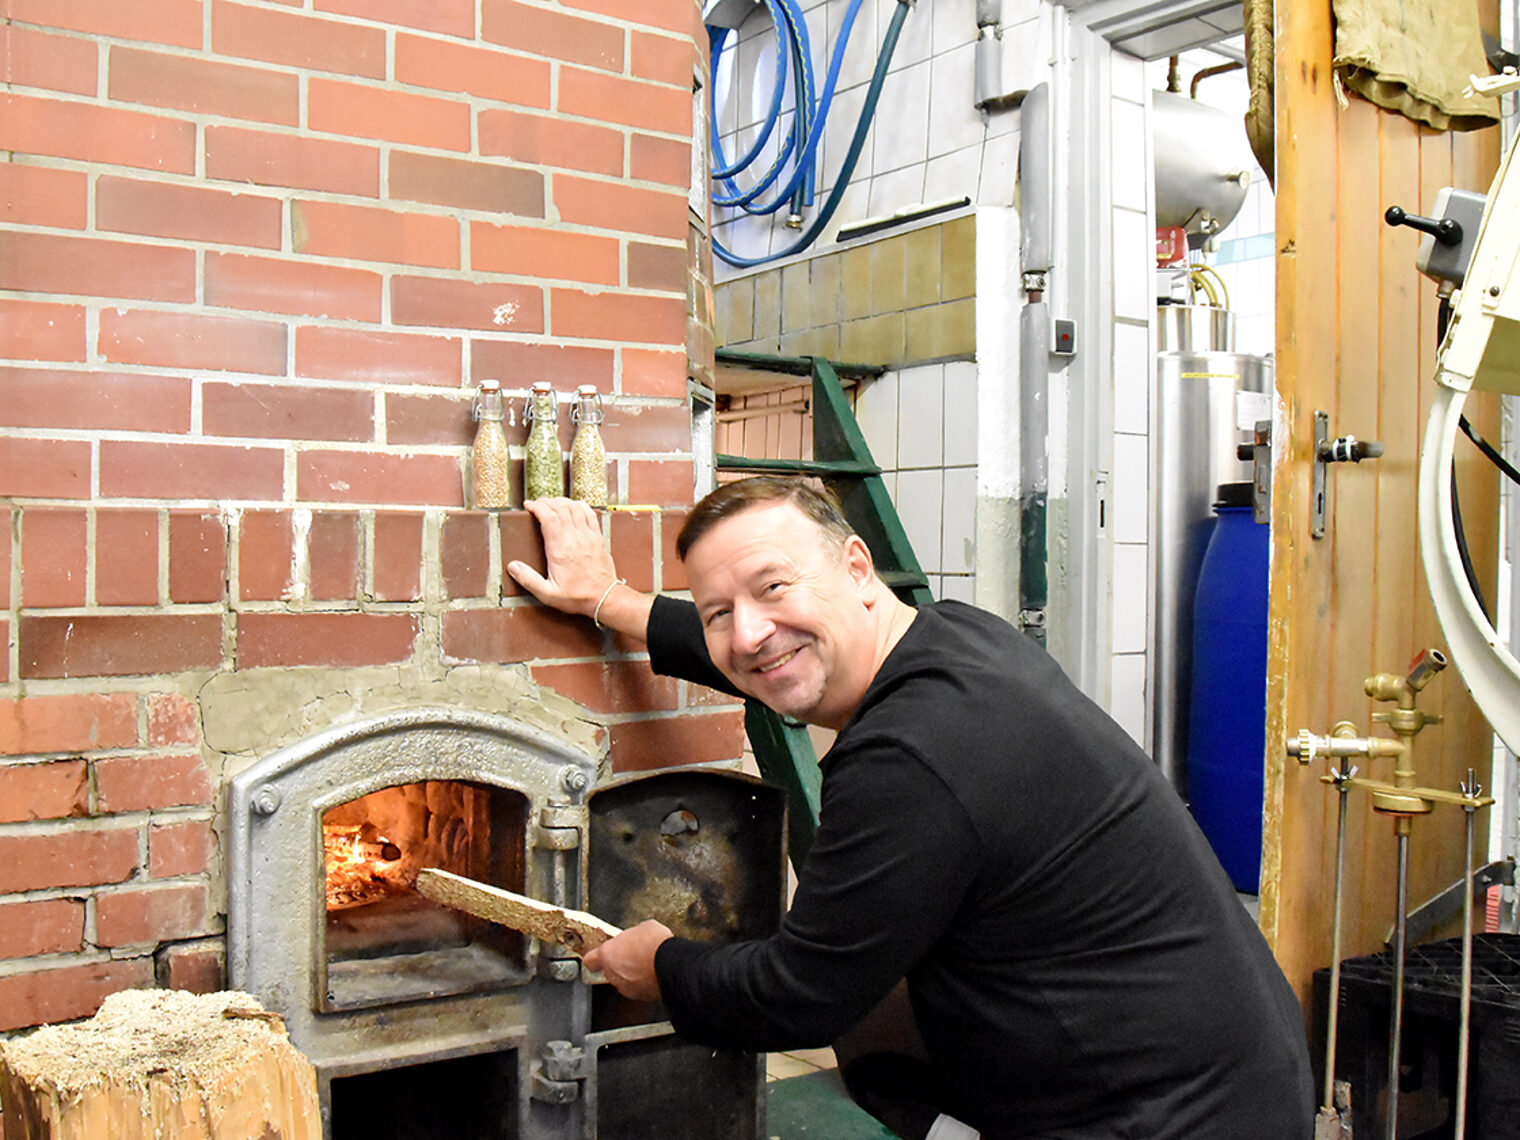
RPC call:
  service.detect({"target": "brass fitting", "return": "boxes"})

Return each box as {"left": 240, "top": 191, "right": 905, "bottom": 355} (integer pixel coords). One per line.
{"left": 1289, "top": 649, "right": 1450, "bottom": 829}
{"left": 1287, "top": 722, "right": 1404, "bottom": 764}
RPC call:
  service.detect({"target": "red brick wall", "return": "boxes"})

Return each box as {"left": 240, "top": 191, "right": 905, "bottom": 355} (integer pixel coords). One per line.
{"left": 0, "top": 0, "right": 737, "bottom": 1033}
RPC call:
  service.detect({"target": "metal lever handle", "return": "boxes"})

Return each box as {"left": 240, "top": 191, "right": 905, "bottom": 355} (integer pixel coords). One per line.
{"left": 1319, "top": 436, "right": 1384, "bottom": 463}
{"left": 1385, "top": 205, "right": 1463, "bottom": 247}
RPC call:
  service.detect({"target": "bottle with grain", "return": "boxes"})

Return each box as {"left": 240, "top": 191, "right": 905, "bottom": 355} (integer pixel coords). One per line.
{"left": 470, "top": 379, "right": 512, "bottom": 509}
{"left": 523, "top": 382, "right": 564, "bottom": 501}
{"left": 569, "top": 385, "right": 608, "bottom": 507}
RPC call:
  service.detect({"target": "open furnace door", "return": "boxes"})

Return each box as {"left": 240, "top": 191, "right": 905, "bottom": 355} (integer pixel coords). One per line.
{"left": 583, "top": 766, "right": 787, "bottom": 1139}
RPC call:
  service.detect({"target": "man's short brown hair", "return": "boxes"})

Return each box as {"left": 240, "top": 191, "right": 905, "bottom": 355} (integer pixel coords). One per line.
{"left": 676, "top": 476, "right": 855, "bottom": 560}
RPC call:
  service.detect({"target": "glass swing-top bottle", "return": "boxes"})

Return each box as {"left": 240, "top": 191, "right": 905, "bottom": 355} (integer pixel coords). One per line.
{"left": 522, "top": 382, "right": 564, "bottom": 501}
{"left": 470, "top": 379, "right": 512, "bottom": 510}
{"left": 569, "top": 385, "right": 607, "bottom": 507}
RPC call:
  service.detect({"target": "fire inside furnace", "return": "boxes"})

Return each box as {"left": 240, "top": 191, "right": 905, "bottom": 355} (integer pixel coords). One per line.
{"left": 324, "top": 823, "right": 405, "bottom": 909}
{"left": 319, "top": 781, "right": 529, "bottom": 1001}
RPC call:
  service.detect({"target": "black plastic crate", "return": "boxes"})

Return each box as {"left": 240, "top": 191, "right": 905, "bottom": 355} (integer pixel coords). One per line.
{"left": 1311, "top": 934, "right": 1520, "bottom": 1139}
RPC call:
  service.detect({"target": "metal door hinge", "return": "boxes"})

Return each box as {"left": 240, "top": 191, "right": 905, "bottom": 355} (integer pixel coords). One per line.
{"left": 530, "top": 1040, "right": 588, "bottom": 1104}
{"left": 536, "top": 802, "right": 587, "bottom": 850}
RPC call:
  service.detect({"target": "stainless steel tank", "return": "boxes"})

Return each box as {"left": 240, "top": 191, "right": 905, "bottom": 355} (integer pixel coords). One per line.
{"left": 1151, "top": 348, "right": 1272, "bottom": 790}
{"left": 1157, "top": 304, "right": 1235, "bottom": 354}
{"left": 1153, "top": 90, "right": 1254, "bottom": 244}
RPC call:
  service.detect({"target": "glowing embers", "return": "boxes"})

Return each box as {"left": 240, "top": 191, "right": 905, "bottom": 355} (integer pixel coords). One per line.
{"left": 324, "top": 824, "right": 403, "bottom": 909}
{"left": 318, "top": 780, "right": 530, "bottom": 1011}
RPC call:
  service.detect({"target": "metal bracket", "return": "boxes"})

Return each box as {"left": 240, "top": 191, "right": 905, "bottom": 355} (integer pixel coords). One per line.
{"left": 1384, "top": 858, "right": 1516, "bottom": 945}
{"left": 1237, "top": 420, "right": 1272, "bottom": 524}
{"left": 536, "top": 801, "right": 586, "bottom": 975}
{"left": 1312, "top": 410, "right": 1385, "bottom": 539}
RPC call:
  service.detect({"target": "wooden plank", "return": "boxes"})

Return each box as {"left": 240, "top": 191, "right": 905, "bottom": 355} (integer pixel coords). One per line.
{"left": 1403, "top": 121, "right": 1501, "bottom": 944}
{"left": 415, "top": 869, "right": 621, "bottom": 955}
{"left": 1333, "top": 94, "right": 1388, "bottom": 957}
{"left": 1261, "top": 0, "right": 1341, "bottom": 993}
{"left": 1352, "top": 105, "right": 1425, "bottom": 952}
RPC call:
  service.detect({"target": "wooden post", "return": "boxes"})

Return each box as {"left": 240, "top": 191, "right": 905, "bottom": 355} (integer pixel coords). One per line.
{"left": 1263, "top": 0, "right": 1503, "bottom": 1007}
{"left": 0, "top": 990, "right": 320, "bottom": 1140}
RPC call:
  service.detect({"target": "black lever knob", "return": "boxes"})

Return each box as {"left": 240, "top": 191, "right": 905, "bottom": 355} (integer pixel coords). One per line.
{"left": 1385, "top": 205, "right": 1462, "bottom": 247}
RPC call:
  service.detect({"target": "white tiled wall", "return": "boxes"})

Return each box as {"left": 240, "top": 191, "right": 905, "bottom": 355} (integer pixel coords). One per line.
{"left": 1111, "top": 316, "right": 1151, "bottom": 707}
{"left": 1106, "top": 50, "right": 1154, "bottom": 745}
{"left": 850, "top": 360, "right": 979, "bottom": 601}
{"left": 708, "top": 4, "right": 1276, "bottom": 748}
{"left": 709, "top": 0, "right": 1026, "bottom": 613}
{"left": 710, "top": 0, "right": 1019, "bottom": 268}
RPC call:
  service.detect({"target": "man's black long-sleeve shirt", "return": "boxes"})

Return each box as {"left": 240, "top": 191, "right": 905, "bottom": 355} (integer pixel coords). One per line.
{"left": 647, "top": 595, "right": 1314, "bottom": 1139}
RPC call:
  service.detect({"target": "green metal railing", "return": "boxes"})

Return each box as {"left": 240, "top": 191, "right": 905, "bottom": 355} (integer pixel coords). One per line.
{"left": 715, "top": 351, "right": 932, "bottom": 869}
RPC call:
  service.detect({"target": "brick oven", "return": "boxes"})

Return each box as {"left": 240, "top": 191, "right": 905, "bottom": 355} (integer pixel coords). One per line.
{"left": 0, "top": 0, "right": 746, "bottom": 1115}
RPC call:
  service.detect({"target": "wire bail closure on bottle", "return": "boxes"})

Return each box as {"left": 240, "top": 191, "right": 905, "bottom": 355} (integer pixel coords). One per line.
{"left": 523, "top": 381, "right": 557, "bottom": 423}
{"left": 570, "top": 384, "right": 605, "bottom": 425}
{"left": 472, "top": 379, "right": 504, "bottom": 423}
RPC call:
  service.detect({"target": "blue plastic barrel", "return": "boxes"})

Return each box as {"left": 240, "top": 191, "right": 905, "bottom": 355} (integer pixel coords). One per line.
{"left": 1186, "top": 482, "right": 1268, "bottom": 893}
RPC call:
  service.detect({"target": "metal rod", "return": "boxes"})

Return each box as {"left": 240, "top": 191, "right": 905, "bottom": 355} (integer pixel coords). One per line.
{"left": 1323, "top": 774, "right": 1352, "bottom": 1112}
{"left": 717, "top": 398, "right": 810, "bottom": 423}
{"left": 1455, "top": 770, "right": 1480, "bottom": 1140}
{"left": 1387, "top": 831, "right": 1411, "bottom": 1140}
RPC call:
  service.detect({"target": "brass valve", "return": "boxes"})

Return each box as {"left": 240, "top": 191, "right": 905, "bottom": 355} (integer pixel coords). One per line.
{"left": 1288, "top": 649, "right": 1454, "bottom": 824}
{"left": 1286, "top": 722, "right": 1402, "bottom": 764}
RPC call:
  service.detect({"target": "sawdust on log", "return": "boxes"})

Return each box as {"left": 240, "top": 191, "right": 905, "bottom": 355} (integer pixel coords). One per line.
{"left": 0, "top": 990, "right": 291, "bottom": 1095}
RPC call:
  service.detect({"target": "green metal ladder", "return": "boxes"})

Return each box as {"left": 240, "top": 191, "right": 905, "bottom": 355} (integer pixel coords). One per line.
{"left": 715, "top": 350, "right": 933, "bottom": 871}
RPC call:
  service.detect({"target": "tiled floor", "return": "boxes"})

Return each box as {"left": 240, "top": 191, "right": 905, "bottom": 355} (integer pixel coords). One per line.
{"left": 765, "top": 1050, "right": 897, "bottom": 1139}
{"left": 766, "top": 1047, "right": 838, "bottom": 1082}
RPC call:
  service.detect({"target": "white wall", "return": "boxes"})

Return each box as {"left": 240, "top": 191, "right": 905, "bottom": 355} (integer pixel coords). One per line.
{"left": 710, "top": 0, "right": 1026, "bottom": 632}
{"left": 709, "top": 0, "right": 1022, "bottom": 266}
{"left": 707, "top": 2, "right": 1272, "bottom": 750}
{"left": 1105, "top": 47, "right": 1155, "bottom": 745}
{"left": 852, "top": 361, "right": 981, "bottom": 602}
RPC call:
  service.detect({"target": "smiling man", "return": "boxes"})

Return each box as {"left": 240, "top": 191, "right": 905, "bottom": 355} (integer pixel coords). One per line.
{"left": 508, "top": 477, "right": 1313, "bottom": 1140}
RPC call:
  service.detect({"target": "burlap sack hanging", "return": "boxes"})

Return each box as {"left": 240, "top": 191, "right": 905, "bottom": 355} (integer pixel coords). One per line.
{"left": 1244, "top": 0, "right": 1276, "bottom": 187}
{"left": 1332, "top": 0, "right": 1498, "bottom": 130}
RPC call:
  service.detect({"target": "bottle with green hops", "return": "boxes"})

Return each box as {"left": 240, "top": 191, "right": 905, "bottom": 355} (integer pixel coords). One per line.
{"left": 522, "top": 382, "right": 564, "bottom": 501}
{"left": 569, "top": 385, "right": 608, "bottom": 507}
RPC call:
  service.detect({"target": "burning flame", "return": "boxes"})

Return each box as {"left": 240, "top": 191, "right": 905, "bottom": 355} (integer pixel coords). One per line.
{"left": 324, "top": 824, "right": 404, "bottom": 910}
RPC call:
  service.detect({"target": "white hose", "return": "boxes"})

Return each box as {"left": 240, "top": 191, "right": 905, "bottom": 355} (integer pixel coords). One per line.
{"left": 1417, "top": 378, "right": 1520, "bottom": 755}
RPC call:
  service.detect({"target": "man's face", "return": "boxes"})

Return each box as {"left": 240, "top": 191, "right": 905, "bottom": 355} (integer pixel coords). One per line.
{"left": 684, "top": 501, "right": 876, "bottom": 729}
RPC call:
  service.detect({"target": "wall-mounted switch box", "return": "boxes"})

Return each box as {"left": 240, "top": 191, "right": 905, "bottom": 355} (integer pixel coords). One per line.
{"left": 1053, "top": 319, "right": 1077, "bottom": 356}
{"left": 1416, "top": 187, "right": 1486, "bottom": 288}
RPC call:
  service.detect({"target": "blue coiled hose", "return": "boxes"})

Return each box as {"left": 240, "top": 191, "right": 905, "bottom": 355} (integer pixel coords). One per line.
{"left": 708, "top": 0, "right": 912, "bottom": 268}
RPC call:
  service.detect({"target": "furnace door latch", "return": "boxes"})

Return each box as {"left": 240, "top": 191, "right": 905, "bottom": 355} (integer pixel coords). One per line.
{"left": 531, "top": 1040, "right": 588, "bottom": 1105}
{"left": 1312, "top": 410, "right": 1384, "bottom": 539}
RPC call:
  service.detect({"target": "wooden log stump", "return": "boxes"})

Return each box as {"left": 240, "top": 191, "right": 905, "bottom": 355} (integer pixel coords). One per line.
{"left": 0, "top": 989, "right": 320, "bottom": 1140}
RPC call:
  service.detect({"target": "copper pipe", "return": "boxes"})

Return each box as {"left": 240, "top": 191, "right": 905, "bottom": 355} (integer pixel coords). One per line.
{"left": 1190, "top": 61, "right": 1244, "bottom": 99}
